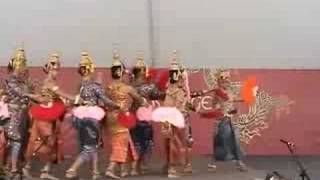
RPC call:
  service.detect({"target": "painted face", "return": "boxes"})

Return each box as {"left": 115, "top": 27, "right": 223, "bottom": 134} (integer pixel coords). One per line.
{"left": 111, "top": 66, "right": 124, "bottom": 79}
{"left": 169, "top": 70, "right": 180, "bottom": 84}
{"left": 116, "top": 68, "right": 123, "bottom": 77}
{"left": 133, "top": 67, "right": 146, "bottom": 79}
{"left": 78, "top": 66, "right": 89, "bottom": 76}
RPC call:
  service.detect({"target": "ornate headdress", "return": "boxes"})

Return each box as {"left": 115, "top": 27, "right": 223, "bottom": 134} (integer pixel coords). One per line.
{"left": 134, "top": 52, "right": 146, "bottom": 69}
{"left": 44, "top": 53, "right": 60, "bottom": 72}
{"left": 79, "top": 51, "right": 95, "bottom": 74}
{"left": 9, "top": 47, "right": 27, "bottom": 72}
{"left": 169, "top": 50, "right": 180, "bottom": 71}
{"left": 111, "top": 49, "right": 123, "bottom": 67}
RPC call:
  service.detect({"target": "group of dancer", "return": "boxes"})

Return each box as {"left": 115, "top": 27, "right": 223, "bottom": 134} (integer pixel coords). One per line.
{"left": 0, "top": 47, "right": 251, "bottom": 179}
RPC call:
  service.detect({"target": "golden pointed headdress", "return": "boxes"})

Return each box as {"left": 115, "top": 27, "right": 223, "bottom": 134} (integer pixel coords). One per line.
{"left": 169, "top": 50, "right": 180, "bottom": 70}
{"left": 111, "top": 49, "right": 122, "bottom": 67}
{"left": 45, "top": 53, "right": 60, "bottom": 71}
{"left": 134, "top": 51, "right": 146, "bottom": 68}
{"left": 10, "top": 47, "right": 27, "bottom": 71}
{"left": 79, "top": 51, "right": 95, "bottom": 74}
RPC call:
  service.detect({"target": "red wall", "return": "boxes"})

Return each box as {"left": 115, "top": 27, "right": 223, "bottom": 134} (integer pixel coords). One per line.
{"left": 1, "top": 67, "right": 319, "bottom": 156}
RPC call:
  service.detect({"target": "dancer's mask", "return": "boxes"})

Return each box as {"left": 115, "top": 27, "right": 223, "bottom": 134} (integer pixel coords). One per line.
{"left": 111, "top": 49, "right": 125, "bottom": 79}
{"left": 78, "top": 52, "right": 95, "bottom": 76}
{"left": 8, "top": 47, "right": 27, "bottom": 73}
{"left": 43, "top": 53, "right": 60, "bottom": 74}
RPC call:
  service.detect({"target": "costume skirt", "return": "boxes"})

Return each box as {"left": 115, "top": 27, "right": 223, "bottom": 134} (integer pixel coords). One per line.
{"left": 110, "top": 131, "right": 138, "bottom": 163}
{"left": 72, "top": 105, "right": 105, "bottom": 121}
{"left": 30, "top": 101, "right": 65, "bottom": 123}
{"left": 130, "top": 121, "right": 154, "bottom": 155}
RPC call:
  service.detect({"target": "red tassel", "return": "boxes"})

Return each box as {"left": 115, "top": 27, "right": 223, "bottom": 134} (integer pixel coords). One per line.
{"left": 156, "top": 70, "right": 169, "bottom": 91}
{"left": 30, "top": 102, "right": 65, "bottom": 123}
{"left": 117, "top": 111, "right": 137, "bottom": 129}
{"left": 145, "top": 68, "right": 157, "bottom": 83}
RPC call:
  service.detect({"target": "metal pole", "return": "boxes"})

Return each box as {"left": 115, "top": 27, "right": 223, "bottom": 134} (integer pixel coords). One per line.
{"left": 147, "top": 0, "right": 155, "bottom": 67}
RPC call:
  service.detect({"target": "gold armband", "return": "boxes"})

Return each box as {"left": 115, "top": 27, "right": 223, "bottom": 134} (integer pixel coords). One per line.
{"left": 74, "top": 95, "right": 81, "bottom": 105}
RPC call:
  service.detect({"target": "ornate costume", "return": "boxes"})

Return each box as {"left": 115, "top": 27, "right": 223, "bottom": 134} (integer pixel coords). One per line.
{"left": 159, "top": 51, "right": 187, "bottom": 178}
{"left": 3, "top": 47, "right": 33, "bottom": 177}
{"left": 65, "top": 52, "right": 118, "bottom": 179}
{"left": 129, "top": 53, "right": 164, "bottom": 174}
{"left": 105, "top": 50, "right": 144, "bottom": 179}
{"left": 25, "top": 53, "right": 65, "bottom": 179}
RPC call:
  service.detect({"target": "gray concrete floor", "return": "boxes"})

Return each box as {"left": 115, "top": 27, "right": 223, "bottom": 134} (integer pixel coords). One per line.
{"left": 4, "top": 155, "right": 319, "bottom": 180}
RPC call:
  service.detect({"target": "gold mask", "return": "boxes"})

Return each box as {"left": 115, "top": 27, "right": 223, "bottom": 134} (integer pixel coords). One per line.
{"left": 10, "top": 48, "right": 27, "bottom": 72}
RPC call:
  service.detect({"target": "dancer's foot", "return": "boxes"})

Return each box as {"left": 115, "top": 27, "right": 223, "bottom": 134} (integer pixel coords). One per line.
{"left": 40, "top": 172, "right": 59, "bottom": 180}
{"left": 168, "top": 167, "right": 180, "bottom": 178}
{"left": 208, "top": 163, "right": 217, "bottom": 172}
{"left": 65, "top": 169, "right": 78, "bottom": 179}
{"left": 105, "top": 170, "right": 120, "bottom": 179}
{"left": 92, "top": 171, "right": 101, "bottom": 180}
{"left": 22, "top": 167, "right": 33, "bottom": 178}
{"left": 183, "top": 163, "right": 193, "bottom": 174}
{"left": 120, "top": 171, "right": 129, "bottom": 178}
{"left": 130, "top": 169, "right": 139, "bottom": 176}
{"left": 237, "top": 164, "right": 248, "bottom": 172}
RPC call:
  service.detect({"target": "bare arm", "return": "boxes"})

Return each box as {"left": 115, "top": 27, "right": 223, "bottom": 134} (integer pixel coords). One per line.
{"left": 24, "top": 93, "right": 45, "bottom": 103}
{"left": 55, "top": 88, "right": 76, "bottom": 101}
{"left": 129, "top": 86, "right": 146, "bottom": 106}
{"left": 94, "top": 85, "right": 119, "bottom": 108}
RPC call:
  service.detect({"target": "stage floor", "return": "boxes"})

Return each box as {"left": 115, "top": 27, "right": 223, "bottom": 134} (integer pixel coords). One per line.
{"left": 8, "top": 155, "right": 320, "bottom": 180}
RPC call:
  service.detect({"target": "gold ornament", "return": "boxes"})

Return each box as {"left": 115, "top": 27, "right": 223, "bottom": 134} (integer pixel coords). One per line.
{"left": 46, "top": 53, "right": 60, "bottom": 70}
{"left": 79, "top": 52, "right": 95, "bottom": 74}
{"left": 10, "top": 47, "right": 27, "bottom": 71}
{"left": 111, "top": 49, "right": 122, "bottom": 67}
{"left": 134, "top": 51, "right": 146, "bottom": 68}
{"left": 169, "top": 50, "right": 180, "bottom": 71}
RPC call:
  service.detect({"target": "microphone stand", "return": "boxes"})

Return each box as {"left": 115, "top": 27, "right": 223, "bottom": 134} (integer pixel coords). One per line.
{"left": 284, "top": 143, "right": 311, "bottom": 180}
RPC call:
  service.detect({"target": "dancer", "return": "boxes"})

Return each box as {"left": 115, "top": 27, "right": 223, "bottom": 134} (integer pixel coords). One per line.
{"left": 105, "top": 50, "right": 145, "bottom": 179}
{"left": 65, "top": 52, "right": 119, "bottom": 179}
{"left": 130, "top": 53, "right": 165, "bottom": 174}
{"left": 196, "top": 69, "right": 248, "bottom": 172}
{"left": 0, "top": 84, "right": 9, "bottom": 178}
{"left": 178, "top": 65, "right": 195, "bottom": 174}
{"left": 159, "top": 52, "right": 187, "bottom": 178}
{"left": 23, "top": 53, "right": 65, "bottom": 179}
{"left": 3, "top": 47, "right": 33, "bottom": 178}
